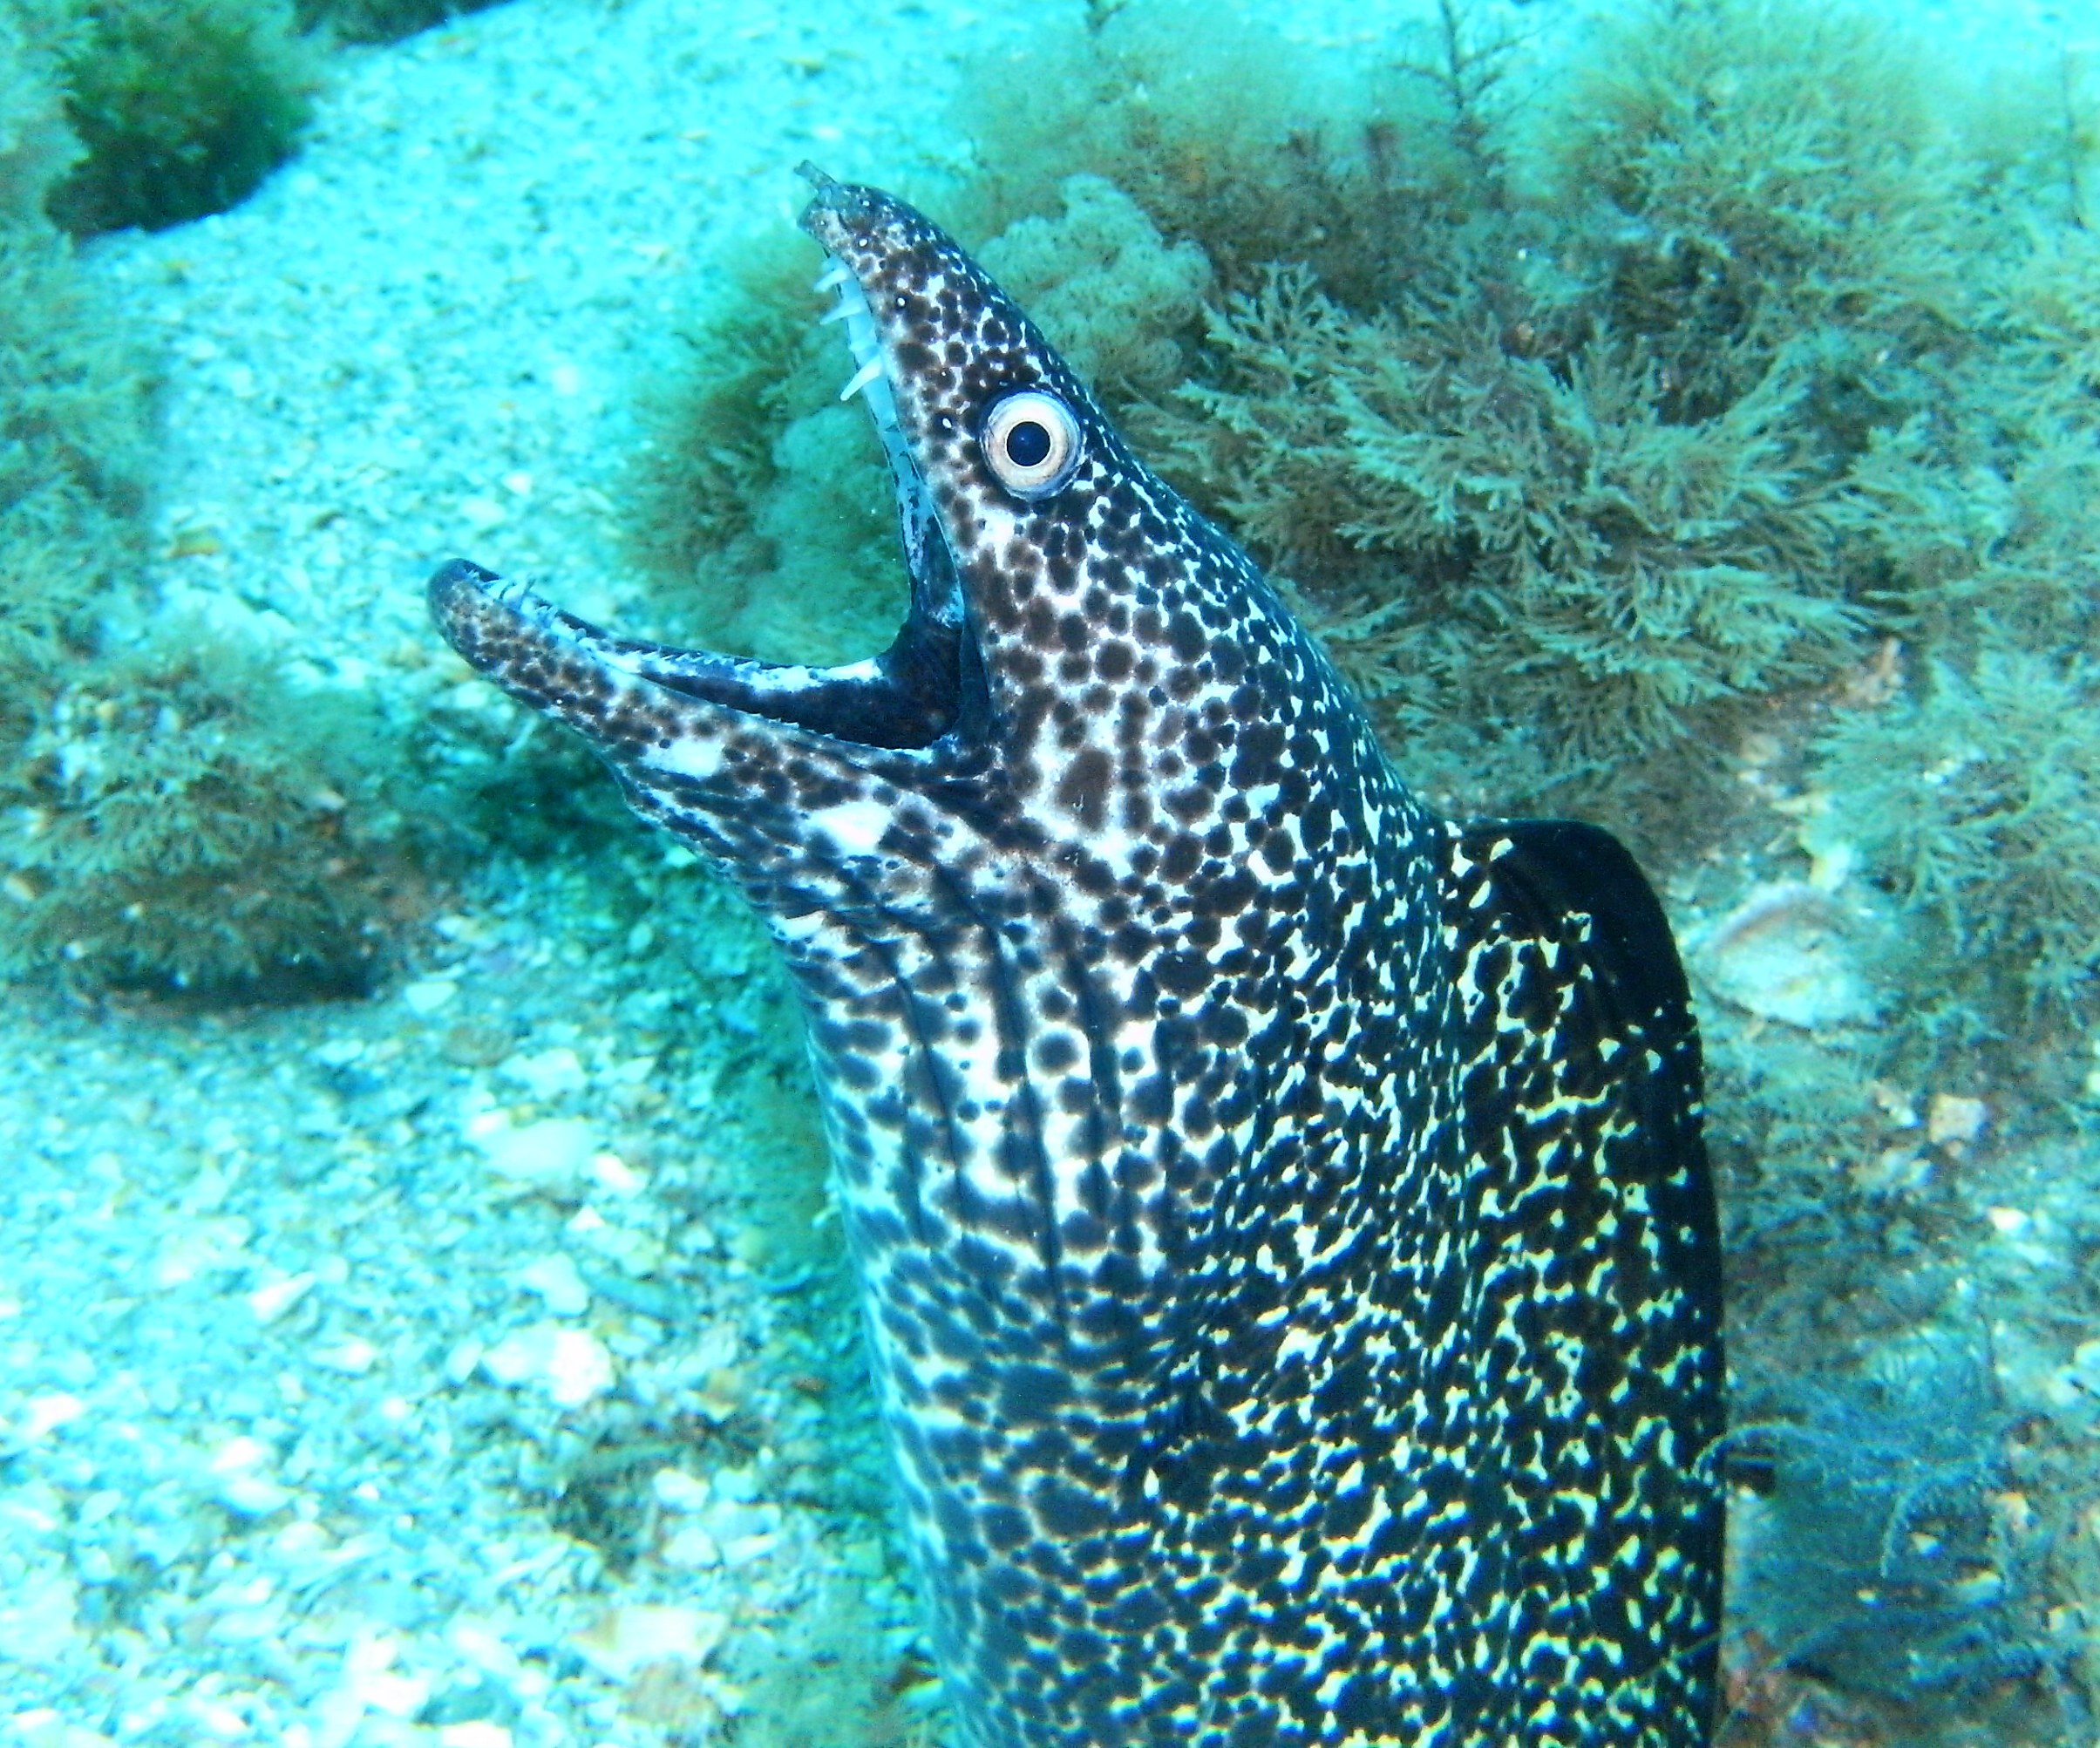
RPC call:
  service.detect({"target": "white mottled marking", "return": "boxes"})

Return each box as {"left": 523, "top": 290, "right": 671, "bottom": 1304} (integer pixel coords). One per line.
{"left": 649, "top": 737, "right": 724, "bottom": 781}
{"left": 809, "top": 798, "right": 894, "bottom": 855}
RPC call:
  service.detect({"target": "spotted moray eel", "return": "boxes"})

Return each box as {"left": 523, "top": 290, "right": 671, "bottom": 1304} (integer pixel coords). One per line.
{"left": 431, "top": 167, "right": 1723, "bottom": 1748}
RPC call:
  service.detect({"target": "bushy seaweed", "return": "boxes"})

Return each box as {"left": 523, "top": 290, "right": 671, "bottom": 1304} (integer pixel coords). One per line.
{"left": 952, "top": 0, "right": 1497, "bottom": 316}
{"left": 1546, "top": 2, "right": 1981, "bottom": 425}
{"left": 1147, "top": 264, "right": 1862, "bottom": 813}
{"left": 1798, "top": 221, "right": 2100, "bottom": 1067}
{"left": 0, "top": 0, "right": 85, "bottom": 225}
{"left": 1994, "top": 28, "right": 2099, "bottom": 231}
{"left": 0, "top": 225, "right": 153, "bottom": 709}
{"left": 292, "top": 0, "right": 503, "bottom": 46}
{"left": 0, "top": 10, "right": 449, "bottom": 996}
{"left": 975, "top": 173, "right": 1210, "bottom": 413}
{"left": 0, "top": 12, "right": 149, "bottom": 719}
{"left": 1730, "top": 1342, "right": 2041, "bottom": 1704}
{"left": 45, "top": 0, "right": 316, "bottom": 235}
{"left": 621, "top": 231, "right": 899, "bottom": 669}
{"left": 0, "top": 8, "right": 149, "bottom": 695}
{"left": 1817, "top": 639, "right": 2100, "bottom": 1047}
{"left": 0, "top": 635, "right": 405, "bottom": 992}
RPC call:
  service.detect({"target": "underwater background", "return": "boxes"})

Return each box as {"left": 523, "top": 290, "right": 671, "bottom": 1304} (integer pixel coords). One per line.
{"left": 0, "top": 0, "right": 2095, "bottom": 1742}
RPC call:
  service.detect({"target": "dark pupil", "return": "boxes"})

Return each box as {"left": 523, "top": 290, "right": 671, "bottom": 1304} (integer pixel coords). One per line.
{"left": 1005, "top": 419, "right": 1053, "bottom": 468}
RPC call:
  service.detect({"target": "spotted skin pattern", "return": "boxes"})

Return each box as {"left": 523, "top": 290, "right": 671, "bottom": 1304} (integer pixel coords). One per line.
{"left": 430, "top": 170, "right": 1723, "bottom": 1748}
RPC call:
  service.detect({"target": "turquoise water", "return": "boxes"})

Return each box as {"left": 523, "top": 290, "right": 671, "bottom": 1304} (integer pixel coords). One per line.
{"left": 1, "top": 1, "right": 2096, "bottom": 1745}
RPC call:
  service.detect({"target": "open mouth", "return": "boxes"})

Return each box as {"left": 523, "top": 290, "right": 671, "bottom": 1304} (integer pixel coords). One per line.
{"left": 622, "top": 226, "right": 974, "bottom": 751}
{"left": 783, "top": 231, "right": 972, "bottom": 750}
{"left": 432, "top": 178, "right": 971, "bottom": 756}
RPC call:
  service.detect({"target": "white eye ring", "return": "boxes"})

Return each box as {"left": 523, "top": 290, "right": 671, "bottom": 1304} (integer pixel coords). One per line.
{"left": 980, "top": 390, "right": 1082, "bottom": 500}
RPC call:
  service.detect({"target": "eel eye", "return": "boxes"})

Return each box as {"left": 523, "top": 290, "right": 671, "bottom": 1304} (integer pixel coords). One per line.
{"left": 981, "top": 390, "right": 1082, "bottom": 500}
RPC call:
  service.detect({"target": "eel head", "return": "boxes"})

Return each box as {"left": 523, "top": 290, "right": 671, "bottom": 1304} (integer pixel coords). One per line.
{"left": 430, "top": 167, "right": 1331, "bottom": 928}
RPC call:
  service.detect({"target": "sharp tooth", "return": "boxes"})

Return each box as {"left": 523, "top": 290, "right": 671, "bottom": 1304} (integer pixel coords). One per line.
{"left": 812, "top": 262, "right": 852, "bottom": 293}
{"left": 820, "top": 299, "right": 854, "bottom": 324}
{"left": 839, "top": 357, "right": 885, "bottom": 402}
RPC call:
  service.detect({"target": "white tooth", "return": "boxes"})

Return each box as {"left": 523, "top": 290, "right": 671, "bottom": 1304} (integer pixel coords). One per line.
{"left": 812, "top": 262, "right": 852, "bottom": 293}
{"left": 862, "top": 375, "right": 901, "bottom": 431}
{"left": 839, "top": 357, "right": 884, "bottom": 402}
{"left": 820, "top": 299, "right": 854, "bottom": 324}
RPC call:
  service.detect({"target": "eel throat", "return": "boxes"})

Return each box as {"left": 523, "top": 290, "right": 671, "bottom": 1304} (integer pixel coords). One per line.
{"left": 430, "top": 165, "right": 1725, "bottom": 1748}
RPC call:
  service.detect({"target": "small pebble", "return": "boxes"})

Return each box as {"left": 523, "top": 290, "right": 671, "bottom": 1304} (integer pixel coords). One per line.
{"left": 438, "top": 1725, "right": 514, "bottom": 1748}
{"left": 313, "top": 1337, "right": 380, "bottom": 1376}
{"left": 661, "top": 1523, "right": 721, "bottom": 1568}
{"left": 514, "top": 1253, "right": 590, "bottom": 1316}
{"left": 567, "top": 1604, "right": 726, "bottom": 1682}
{"left": 496, "top": 1046, "right": 586, "bottom": 1100}
{"left": 478, "top": 1118, "right": 596, "bottom": 1191}
{"left": 248, "top": 1271, "right": 318, "bottom": 1325}
{"left": 652, "top": 1467, "right": 710, "bottom": 1511}
{"left": 720, "top": 1532, "right": 778, "bottom": 1568}
{"left": 588, "top": 1150, "right": 646, "bottom": 1195}
{"left": 479, "top": 1323, "right": 615, "bottom": 1408}
{"left": 1928, "top": 1092, "right": 1988, "bottom": 1147}
{"left": 402, "top": 976, "right": 461, "bottom": 1015}
{"left": 208, "top": 1439, "right": 293, "bottom": 1516}
{"left": 442, "top": 1338, "right": 485, "bottom": 1385}
{"left": 18, "top": 1392, "right": 87, "bottom": 1442}
{"left": 337, "top": 1632, "right": 432, "bottom": 1721}
{"left": 0, "top": 1572, "right": 80, "bottom": 1666}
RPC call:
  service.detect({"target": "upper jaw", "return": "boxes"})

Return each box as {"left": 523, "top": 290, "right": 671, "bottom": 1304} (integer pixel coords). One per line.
{"left": 794, "top": 164, "right": 910, "bottom": 291}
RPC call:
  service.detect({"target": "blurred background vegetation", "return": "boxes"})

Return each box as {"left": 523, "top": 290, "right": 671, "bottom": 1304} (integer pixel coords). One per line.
{"left": 0, "top": 0, "right": 515, "bottom": 998}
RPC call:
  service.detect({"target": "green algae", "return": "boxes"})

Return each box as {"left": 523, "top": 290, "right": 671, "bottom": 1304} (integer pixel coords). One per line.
{"left": 0, "top": 0, "right": 85, "bottom": 224}
{"left": 1818, "top": 642, "right": 2100, "bottom": 1048}
{"left": 1545, "top": 0, "right": 1984, "bottom": 423}
{"left": 16, "top": 0, "right": 482, "bottom": 239}
{"left": 0, "top": 221, "right": 153, "bottom": 713}
{"left": 0, "top": 21, "right": 446, "bottom": 997}
{"left": 0, "top": 9, "right": 151, "bottom": 695}
{"left": 291, "top": 0, "right": 503, "bottom": 46}
{"left": 1730, "top": 1341, "right": 2037, "bottom": 1701}
{"left": 0, "top": 633, "right": 410, "bottom": 993}
{"left": 1148, "top": 266, "right": 1863, "bottom": 814}
{"left": 620, "top": 230, "right": 899, "bottom": 670}
{"left": 974, "top": 173, "right": 1211, "bottom": 413}
{"left": 951, "top": 0, "right": 1488, "bottom": 316}
{"left": 44, "top": 0, "right": 317, "bottom": 235}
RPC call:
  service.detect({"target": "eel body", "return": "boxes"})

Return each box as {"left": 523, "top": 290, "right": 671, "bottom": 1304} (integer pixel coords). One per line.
{"left": 431, "top": 168, "right": 1723, "bottom": 1748}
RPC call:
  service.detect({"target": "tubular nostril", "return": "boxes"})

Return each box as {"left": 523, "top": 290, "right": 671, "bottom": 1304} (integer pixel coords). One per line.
{"left": 796, "top": 160, "right": 844, "bottom": 200}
